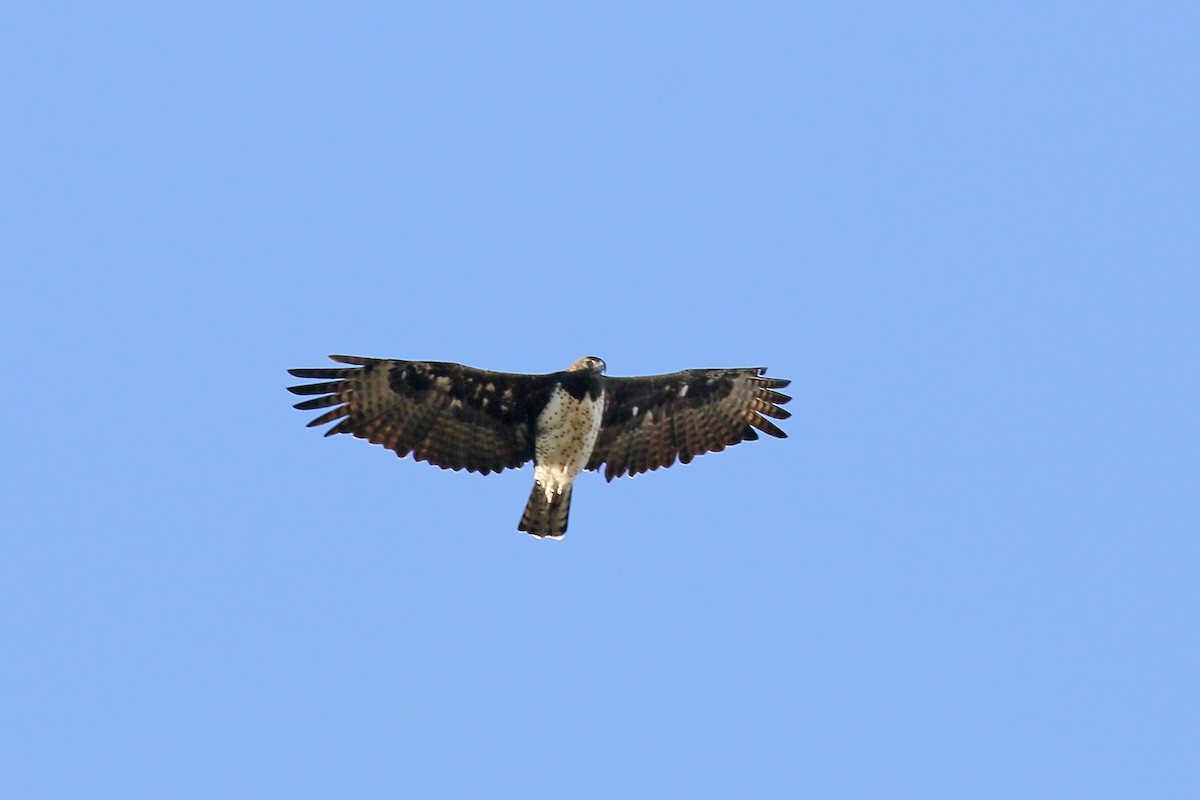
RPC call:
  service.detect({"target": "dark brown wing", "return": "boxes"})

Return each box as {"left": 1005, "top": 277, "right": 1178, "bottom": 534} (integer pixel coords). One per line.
{"left": 287, "top": 355, "right": 554, "bottom": 475}
{"left": 586, "top": 368, "right": 791, "bottom": 481}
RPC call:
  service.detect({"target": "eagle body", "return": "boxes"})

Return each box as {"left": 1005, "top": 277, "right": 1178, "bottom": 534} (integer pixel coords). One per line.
{"left": 288, "top": 354, "right": 790, "bottom": 539}
{"left": 523, "top": 371, "right": 606, "bottom": 538}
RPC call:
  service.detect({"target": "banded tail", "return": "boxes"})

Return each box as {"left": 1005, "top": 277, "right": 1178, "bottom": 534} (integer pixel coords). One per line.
{"left": 518, "top": 482, "right": 573, "bottom": 539}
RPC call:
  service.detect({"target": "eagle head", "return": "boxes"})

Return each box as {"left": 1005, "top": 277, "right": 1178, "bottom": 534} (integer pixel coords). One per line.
{"left": 567, "top": 355, "right": 606, "bottom": 373}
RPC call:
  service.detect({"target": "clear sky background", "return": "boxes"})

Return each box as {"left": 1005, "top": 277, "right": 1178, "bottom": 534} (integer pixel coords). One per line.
{"left": 3, "top": 2, "right": 1197, "bottom": 798}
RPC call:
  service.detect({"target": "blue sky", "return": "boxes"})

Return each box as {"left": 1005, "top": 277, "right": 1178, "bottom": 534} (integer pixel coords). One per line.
{"left": 3, "top": 2, "right": 1197, "bottom": 797}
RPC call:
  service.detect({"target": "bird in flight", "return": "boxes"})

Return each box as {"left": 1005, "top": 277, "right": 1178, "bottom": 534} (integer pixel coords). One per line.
{"left": 287, "top": 355, "right": 791, "bottom": 538}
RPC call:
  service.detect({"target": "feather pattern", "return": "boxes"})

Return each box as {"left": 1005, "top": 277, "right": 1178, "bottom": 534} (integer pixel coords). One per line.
{"left": 287, "top": 355, "right": 553, "bottom": 474}
{"left": 586, "top": 368, "right": 791, "bottom": 480}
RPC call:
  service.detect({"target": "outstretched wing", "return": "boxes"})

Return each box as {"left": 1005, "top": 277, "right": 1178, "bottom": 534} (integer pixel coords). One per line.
{"left": 586, "top": 368, "right": 791, "bottom": 480}
{"left": 287, "top": 355, "right": 554, "bottom": 475}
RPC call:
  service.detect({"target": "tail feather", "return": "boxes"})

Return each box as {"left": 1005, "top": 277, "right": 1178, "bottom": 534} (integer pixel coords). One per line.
{"left": 518, "top": 482, "right": 573, "bottom": 539}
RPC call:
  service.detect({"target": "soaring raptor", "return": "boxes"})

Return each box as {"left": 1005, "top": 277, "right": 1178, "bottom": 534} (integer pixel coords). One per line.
{"left": 287, "top": 355, "right": 791, "bottom": 538}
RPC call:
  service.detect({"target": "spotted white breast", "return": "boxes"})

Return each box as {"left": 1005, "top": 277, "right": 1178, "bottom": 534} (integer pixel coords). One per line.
{"left": 532, "top": 384, "right": 605, "bottom": 501}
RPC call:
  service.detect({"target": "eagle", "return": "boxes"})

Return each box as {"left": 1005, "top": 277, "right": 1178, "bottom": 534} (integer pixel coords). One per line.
{"left": 287, "top": 355, "right": 791, "bottom": 539}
